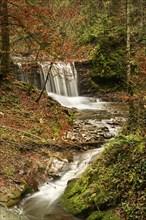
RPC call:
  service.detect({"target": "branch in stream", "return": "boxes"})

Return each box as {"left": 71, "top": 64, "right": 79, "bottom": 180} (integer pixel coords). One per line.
{"left": 71, "top": 141, "right": 105, "bottom": 150}
{"left": 35, "top": 62, "right": 53, "bottom": 103}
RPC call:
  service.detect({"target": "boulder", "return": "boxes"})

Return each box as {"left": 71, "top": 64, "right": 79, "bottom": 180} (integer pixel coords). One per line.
{"left": 0, "top": 206, "right": 28, "bottom": 220}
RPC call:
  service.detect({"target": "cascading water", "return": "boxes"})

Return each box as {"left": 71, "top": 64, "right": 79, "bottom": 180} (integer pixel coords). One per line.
{"left": 14, "top": 60, "right": 100, "bottom": 109}
{"left": 20, "top": 100, "right": 128, "bottom": 220}
{"left": 40, "top": 62, "right": 102, "bottom": 109}
{"left": 22, "top": 148, "right": 103, "bottom": 220}
{"left": 10, "top": 60, "right": 128, "bottom": 220}
{"left": 41, "top": 62, "right": 78, "bottom": 97}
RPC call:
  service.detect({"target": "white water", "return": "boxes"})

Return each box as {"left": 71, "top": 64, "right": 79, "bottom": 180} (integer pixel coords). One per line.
{"left": 41, "top": 62, "right": 104, "bottom": 110}
{"left": 22, "top": 148, "right": 103, "bottom": 220}
{"left": 41, "top": 62, "right": 78, "bottom": 97}
{"left": 15, "top": 60, "right": 107, "bottom": 110}
{"left": 47, "top": 92, "right": 100, "bottom": 109}
{"left": 10, "top": 60, "right": 127, "bottom": 220}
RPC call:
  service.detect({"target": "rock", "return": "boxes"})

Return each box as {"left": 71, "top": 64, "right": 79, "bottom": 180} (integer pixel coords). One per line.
{"left": 0, "top": 206, "right": 28, "bottom": 220}
{"left": 101, "top": 126, "right": 109, "bottom": 132}
{"left": 0, "top": 190, "right": 21, "bottom": 207}
{"left": 90, "top": 138, "right": 96, "bottom": 142}
{"left": 39, "top": 118, "right": 44, "bottom": 124}
{"left": 81, "top": 133, "right": 86, "bottom": 137}
{"left": 103, "top": 133, "right": 113, "bottom": 139}
{"left": 66, "top": 132, "right": 71, "bottom": 139}
{"left": 0, "top": 112, "right": 4, "bottom": 117}
{"left": 50, "top": 158, "right": 68, "bottom": 175}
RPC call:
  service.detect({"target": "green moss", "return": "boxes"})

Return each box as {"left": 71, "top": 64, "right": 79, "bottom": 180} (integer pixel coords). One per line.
{"left": 87, "top": 211, "right": 104, "bottom": 220}
{"left": 0, "top": 92, "right": 20, "bottom": 106}
{"left": 86, "top": 209, "right": 120, "bottom": 220}
{"left": 61, "top": 179, "right": 90, "bottom": 216}
{"left": 61, "top": 134, "right": 146, "bottom": 220}
{"left": 102, "top": 214, "right": 120, "bottom": 220}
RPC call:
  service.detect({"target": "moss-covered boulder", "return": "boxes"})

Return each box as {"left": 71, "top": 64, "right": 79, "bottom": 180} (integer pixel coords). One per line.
{"left": 61, "top": 134, "right": 146, "bottom": 220}
{"left": 86, "top": 210, "right": 120, "bottom": 220}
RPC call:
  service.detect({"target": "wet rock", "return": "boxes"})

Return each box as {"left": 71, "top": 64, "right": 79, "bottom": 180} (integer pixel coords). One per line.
{"left": 49, "top": 158, "right": 68, "bottom": 176}
{"left": 101, "top": 126, "right": 109, "bottom": 132}
{"left": 106, "top": 117, "right": 125, "bottom": 126}
{"left": 0, "top": 206, "right": 28, "bottom": 220}
{"left": 65, "top": 114, "right": 120, "bottom": 145}
{"left": 103, "top": 133, "right": 114, "bottom": 139}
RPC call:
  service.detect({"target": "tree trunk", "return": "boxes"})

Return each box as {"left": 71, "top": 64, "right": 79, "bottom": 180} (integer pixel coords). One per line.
{"left": 140, "top": 0, "right": 145, "bottom": 38}
{"left": 126, "top": 0, "right": 131, "bottom": 91}
{"left": 0, "top": 0, "right": 10, "bottom": 78}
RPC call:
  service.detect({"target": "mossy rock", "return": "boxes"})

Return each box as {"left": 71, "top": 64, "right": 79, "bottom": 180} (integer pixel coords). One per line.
{"left": 0, "top": 181, "right": 30, "bottom": 207}
{"left": 87, "top": 210, "right": 120, "bottom": 220}
{"left": 0, "top": 189, "right": 21, "bottom": 207}
{"left": 61, "top": 134, "right": 145, "bottom": 220}
{"left": 87, "top": 211, "right": 104, "bottom": 220}
{"left": 102, "top": 213, "right": 120, "bottom": 220}
{"left": 61, "top": 178, "right": 90, "bottom": 216}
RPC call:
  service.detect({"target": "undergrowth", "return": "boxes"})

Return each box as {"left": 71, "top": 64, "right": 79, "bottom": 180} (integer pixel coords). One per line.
{"left": 0, "top": 80, "right": 73, "bottom": 206}
{"left": 61, "top": 101, "right": 146, "bottom": 220}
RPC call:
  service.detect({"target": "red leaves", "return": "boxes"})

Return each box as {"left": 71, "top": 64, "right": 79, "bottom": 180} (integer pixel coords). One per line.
{"left": 6, "top": 0, "right": 90, "bottom": 62}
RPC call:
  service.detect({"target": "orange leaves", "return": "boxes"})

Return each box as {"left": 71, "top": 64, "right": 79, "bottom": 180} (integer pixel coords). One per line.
{"left": 7, "top": 0, "right": 90, "bottom": 62}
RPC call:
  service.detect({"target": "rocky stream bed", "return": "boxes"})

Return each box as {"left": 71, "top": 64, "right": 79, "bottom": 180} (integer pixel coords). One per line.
{"left": 0, "top": 101, "right": 128, "bottom": 220}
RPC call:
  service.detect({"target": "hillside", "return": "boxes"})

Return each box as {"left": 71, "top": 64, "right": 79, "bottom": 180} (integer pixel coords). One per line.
{"left": 0, "top": 80, "right": 73, "bottom": 207}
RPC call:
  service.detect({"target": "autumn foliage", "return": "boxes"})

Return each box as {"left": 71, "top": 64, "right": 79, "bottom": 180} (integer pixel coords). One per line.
{"left": 1, "top": 0, "right": 90, "bottom": 64}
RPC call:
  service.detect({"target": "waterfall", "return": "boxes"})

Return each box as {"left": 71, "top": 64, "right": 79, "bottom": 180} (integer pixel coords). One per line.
{"left": 14, "top": 59, "right": 100, "bottom": 109}
{"left": 40, "top": 62, "right": 101, "bottom": 109}
{"left": 41, "top": 62, "right": 78, "bottom": 97}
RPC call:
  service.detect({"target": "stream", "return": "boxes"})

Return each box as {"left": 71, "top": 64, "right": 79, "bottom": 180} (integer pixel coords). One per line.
{"left": 21, "top": 148, "right": 103, "bottom": 220}
{"left": 9, "top": 98, "right": 128, "bottom": 220}
{"left": 5, "top": 61, "right": 128, "bottom": 220}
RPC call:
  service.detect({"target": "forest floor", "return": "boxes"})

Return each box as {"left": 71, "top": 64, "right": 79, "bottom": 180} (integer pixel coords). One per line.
{"left": 0, "top": 80, "right": 76, "bottom": 207}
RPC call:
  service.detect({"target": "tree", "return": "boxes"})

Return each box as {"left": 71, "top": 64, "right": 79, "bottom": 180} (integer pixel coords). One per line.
{"left": 0, "top": 0, "right": 10, "bottom": 78}
{"left": 0, "top": 0, "right": 90, "bottom": 80}
{"left": 126, "top": 0, "right": 131, "bottom": 87}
